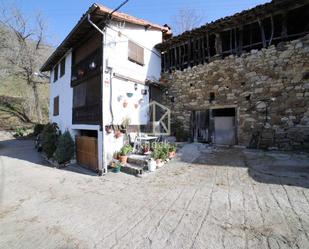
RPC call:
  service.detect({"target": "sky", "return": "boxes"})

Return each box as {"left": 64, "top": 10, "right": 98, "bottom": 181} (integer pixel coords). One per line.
{"left": 1, "top": 0, "right": 271, "bottom": 47}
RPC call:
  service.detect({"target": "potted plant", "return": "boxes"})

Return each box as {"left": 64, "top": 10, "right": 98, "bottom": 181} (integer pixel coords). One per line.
{"left": 142, "top": 144, "right": 151, "bottom": 155}
{"left": 118, "top": 144, "right": 133, "bottom": 165}
{"left": 112, "top": 162, "right": 122, "bottom": 173}
{"left": 168, "top": 144, "right": 176, "bottom": 158}
{"left": 152, "top": 146, "right": 165, "bottom": 168}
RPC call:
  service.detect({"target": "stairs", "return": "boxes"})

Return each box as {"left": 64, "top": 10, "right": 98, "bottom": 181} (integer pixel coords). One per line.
{"left": 121, "top": 155, "right": 149, "bottom": 176}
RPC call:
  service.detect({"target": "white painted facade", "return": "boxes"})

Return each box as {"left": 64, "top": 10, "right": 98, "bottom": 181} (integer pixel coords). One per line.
{"left": 49, "top": 20, "right": 163, "bottom": 173}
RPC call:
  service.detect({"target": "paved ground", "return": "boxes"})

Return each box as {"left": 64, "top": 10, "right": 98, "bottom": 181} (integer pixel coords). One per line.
{"left": 1, "top": 138, "right": 309, "bottom": 249}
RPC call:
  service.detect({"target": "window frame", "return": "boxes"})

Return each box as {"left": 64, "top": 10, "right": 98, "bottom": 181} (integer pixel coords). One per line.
{"left": 53, "top": 96, "right": 59, "bottom": 116}
{"left": 53, "top": 64, "right": 59, "bottom": 82}
{"left": 60, "top": 57, "right": 66, "bottom": 78}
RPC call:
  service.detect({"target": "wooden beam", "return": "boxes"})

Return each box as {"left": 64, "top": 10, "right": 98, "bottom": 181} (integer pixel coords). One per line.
{"left": 258, "top": 18, "right": 267, "bottom": 48}
{"left": 268, "top": 15, "right": 275, "bottom": 46}
{"left": 215, "top": 33, "right": 222, "bottom": 55}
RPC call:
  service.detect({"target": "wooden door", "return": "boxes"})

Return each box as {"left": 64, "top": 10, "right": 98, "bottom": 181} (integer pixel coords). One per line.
{"left": 76, "top": 136, "right": 98, "bottom": 171}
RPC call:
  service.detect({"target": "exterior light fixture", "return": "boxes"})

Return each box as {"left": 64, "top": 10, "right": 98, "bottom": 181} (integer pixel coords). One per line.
{"left": 89, "top": 61, "right": 97, "bottom": 70}
{"left": 165, "top": 90, "right": 169, "bottom": 95}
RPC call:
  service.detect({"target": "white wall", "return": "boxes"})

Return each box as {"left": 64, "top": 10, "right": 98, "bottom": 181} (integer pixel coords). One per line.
{"left": 102, "top": 23, "right": 162, "bottom": 126}
{"left": 49, "top": 52, "right": 73, "bottom": 133}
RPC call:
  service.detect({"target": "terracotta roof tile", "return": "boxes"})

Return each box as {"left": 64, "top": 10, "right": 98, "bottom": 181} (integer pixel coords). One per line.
{"left": 96, "top": 4, "right": 168, "bottom": 32}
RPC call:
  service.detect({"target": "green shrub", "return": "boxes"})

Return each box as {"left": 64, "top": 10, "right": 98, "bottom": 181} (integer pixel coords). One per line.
{"left": 54, "top": 131, "right": 74, "bottom": 164}
{"left": 14, "top": 127, "right": 26, "bottom": 137}
{"left": 33, "top": 124, "right": 45, "bottom": 136}
{"left": 41, "top": 123, "right": 59, "bottom": 158}
{"left": 151, "top": 142, "right": 169, "bottom": 160}
{"left": 119, "top": 144, "right": 133, "bottom": 156}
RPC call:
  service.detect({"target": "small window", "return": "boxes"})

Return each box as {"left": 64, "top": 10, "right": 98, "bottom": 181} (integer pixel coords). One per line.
{"left": 60, "top": 58, "right": 65, "bottom": 78}
{"left": 53, "top": 96, "right": 59, "bottom": 116}
{"left": 53, "top": 65, "right": 58, "bottom": 82}
{"left": 128, "top": 40, "right": 144, "bottom": 66}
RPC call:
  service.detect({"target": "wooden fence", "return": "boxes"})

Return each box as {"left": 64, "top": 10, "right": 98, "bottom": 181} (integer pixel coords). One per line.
{"left": 76, "top": 136, "right": 98, "bottom": 172}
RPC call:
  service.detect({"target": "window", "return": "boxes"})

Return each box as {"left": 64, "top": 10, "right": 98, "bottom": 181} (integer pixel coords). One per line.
{"left": 60, "top": 57, "right": 66, "bottom": 78}
{"left": 128, "top": 40, "right": 144, "bottom": 66}
{"left": 53, "top": 96, "right": 59, "bottom": 116}
{"left": 53, "top": 64, "right": 58, "bottom": 82}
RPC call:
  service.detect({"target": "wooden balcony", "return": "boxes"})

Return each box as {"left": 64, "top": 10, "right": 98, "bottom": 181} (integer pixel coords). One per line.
{"left": 72, "top": 104, "right": 101, "bottom": 125}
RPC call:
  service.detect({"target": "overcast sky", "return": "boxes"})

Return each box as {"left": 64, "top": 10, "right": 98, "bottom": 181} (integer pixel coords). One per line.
{"left": 1, "top": 0, "right": 271, "bottom": 46}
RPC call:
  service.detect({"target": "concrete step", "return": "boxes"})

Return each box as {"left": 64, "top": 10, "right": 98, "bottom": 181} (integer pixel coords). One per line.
{"left": 127, "top": 154, "right": 149, "bottom": 167}
{"left": 121, "top": 162, "right": 146, "bottom": 176}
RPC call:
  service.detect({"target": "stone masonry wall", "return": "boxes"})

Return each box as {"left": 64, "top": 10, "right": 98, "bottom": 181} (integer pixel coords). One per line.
{"left": 161, "top": 35, "right": 309, "bottom": 150}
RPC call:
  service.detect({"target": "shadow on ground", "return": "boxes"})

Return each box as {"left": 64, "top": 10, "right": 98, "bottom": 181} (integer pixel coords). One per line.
{"left": 0, "top": 138, "right": 97, "bottom": 176}
{"left": 179, "top": 143, "right": 309, "bottom": 189}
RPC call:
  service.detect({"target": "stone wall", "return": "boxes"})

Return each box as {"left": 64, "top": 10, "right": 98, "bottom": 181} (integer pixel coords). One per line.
{"left": 160, "top": 35, "right": 309, "bottom": 150}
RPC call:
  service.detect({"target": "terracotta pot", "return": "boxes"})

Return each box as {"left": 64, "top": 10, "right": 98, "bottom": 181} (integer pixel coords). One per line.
{"left": 168, "top": 151, "right": 176, "bottom": 158}
{"left": 119, "top": 155, "right": 128, "bottom": 165}
{"left": 156, "top": 159, "right": 164, "bottom": 168}
{"left": 123, "top": 101, "right": 128, "bottom": 108}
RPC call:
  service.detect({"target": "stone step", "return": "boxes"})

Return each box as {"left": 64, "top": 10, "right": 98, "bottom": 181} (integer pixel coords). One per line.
{"left": 121, "top": 163, "right": 146, "bottom": 176}
{"left": 127, "top": 154, "right": 149, "bottom": 167}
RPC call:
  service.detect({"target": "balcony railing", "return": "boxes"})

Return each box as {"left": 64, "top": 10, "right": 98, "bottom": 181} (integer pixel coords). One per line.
{"left": 72, "top": 104, "right": 101, "bottom": 125}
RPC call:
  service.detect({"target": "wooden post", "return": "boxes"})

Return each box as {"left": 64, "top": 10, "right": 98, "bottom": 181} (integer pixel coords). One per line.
{"left": 269, "top": 15, "right": 274, "bottom": 46}
{"left": 215, "top": 33, "right": 222, "bottom": 55}
{"left": 188, "top": 39, "right": 192, "bottom": 67}
{"left": 238, "top": 26, "right": 243, "bottom": 55}
{"left": 281, "top": 13, "right": 288, "bottom": 38}
{"left": 258, "top": 18, "right": 267, "bottom": 48}
{"left": 206, "top": 32, "right": 211, "bottom": 60}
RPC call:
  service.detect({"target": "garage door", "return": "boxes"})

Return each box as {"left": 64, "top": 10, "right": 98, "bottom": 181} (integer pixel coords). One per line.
{"left": 76, "top": 136, "right": 98, "bottom": 171}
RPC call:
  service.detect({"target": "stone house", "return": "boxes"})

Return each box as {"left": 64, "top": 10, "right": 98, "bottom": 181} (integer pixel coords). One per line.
{"left": 154, "top": 0, "right": 309, "bottom": 150}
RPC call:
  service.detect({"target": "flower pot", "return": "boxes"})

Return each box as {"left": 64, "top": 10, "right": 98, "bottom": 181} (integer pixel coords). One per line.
{"left": 119, "top": 155, "right": 128, "bottom": 165}
{"left": 148, "top": 159, "right": 156, "bottom": 172}
{"left": 113, "top": 166, "right": 121, "bottom": 173}
{"left": 168, "top": 151, "right": 176, "bottom": 158}
{"left": 123, "top": 101, "right": 128, "bottom": 108}
{"left": 156, "top": 159, "right": 164, "bottom": 168}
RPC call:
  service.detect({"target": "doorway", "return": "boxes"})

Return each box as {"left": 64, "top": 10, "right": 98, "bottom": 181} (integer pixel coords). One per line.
{"left": 191, "top": 107, "right": 237, "bottom": 145}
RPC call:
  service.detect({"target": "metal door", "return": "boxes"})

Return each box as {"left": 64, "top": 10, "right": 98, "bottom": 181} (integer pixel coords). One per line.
{"left": 214, "top": 116, "right": 236, "bottom": 145}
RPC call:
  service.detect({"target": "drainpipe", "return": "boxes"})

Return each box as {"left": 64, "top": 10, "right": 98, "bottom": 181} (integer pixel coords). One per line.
{"left": 87, "top": 14, "right": 107, "bottom": 175}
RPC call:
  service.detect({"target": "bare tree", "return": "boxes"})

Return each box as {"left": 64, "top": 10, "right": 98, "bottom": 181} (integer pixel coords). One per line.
{"left": 0, "top": 6, "right": 49, "bottom": 123}
{"left": 172, "top": 8, "right": 203, "bottom": 35}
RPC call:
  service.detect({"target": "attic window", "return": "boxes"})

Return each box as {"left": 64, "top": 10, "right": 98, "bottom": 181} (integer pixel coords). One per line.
{"left": 128, "top": 40, "right": 144, "bottom": 66}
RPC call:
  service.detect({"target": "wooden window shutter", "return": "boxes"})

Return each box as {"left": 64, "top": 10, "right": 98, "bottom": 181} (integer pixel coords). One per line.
{"left": 128, "top": 40, "right": 144, "bottom": 66}
{"left": 53, "top": 96, "right": 59, "bottom": 116}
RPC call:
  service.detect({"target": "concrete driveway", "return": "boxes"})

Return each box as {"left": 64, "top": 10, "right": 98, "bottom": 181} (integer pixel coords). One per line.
{"left": 1, "top": 138, "right": 309, "bottom": 249}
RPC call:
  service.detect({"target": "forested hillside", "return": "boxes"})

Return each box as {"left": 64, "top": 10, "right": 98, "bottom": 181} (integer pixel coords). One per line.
{"left": 0, "top": 13, "right": 54, "bottom": 130}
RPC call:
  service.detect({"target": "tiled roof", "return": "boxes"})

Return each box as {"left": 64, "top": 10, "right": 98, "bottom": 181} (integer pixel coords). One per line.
{"left": 40, "top": 3, "right": 168, "bottom": 72}
{"left": 96, "top": 4, "right": 167, "bottom": 31}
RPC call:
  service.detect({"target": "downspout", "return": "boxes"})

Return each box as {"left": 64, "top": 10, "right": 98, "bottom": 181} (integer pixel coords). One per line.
{"left": 87, "top": 14, "right": 107, "bottom": 175}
